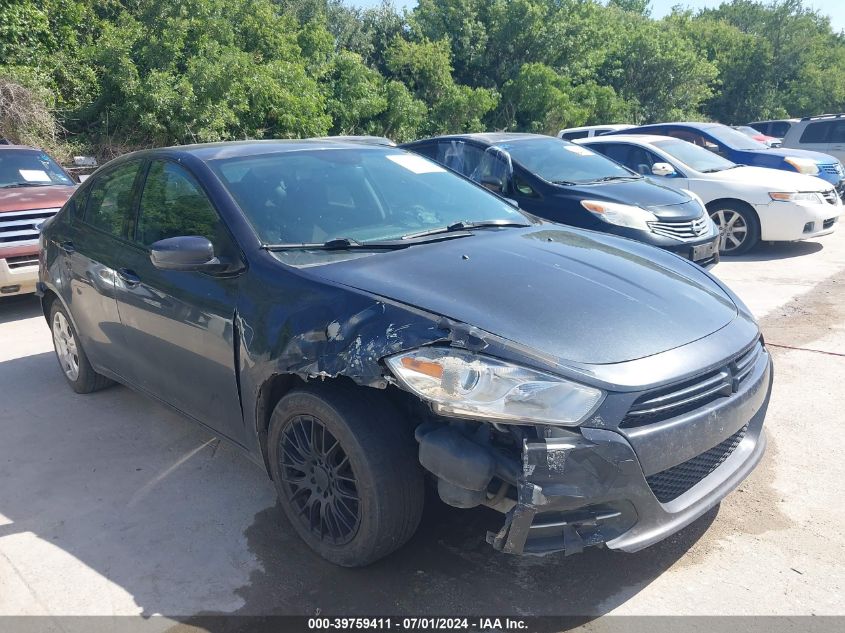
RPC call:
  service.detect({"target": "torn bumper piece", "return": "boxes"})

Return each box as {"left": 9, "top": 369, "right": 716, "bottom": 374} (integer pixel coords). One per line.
{"left": 487, "top": 405, "right": 768, "bottom": 556}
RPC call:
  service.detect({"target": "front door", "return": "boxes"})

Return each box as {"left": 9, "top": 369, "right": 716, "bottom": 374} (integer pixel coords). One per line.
{"left": 113, "top": 159, "right": 246, "bottom": 444}
{"left": 61, "top": 160, "right": 143, "bottom": 378}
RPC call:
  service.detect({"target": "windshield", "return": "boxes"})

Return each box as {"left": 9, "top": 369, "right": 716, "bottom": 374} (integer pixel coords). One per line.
{"left": 653, "top": 139, "right": 737, "bottom": 173}
{"left": 0, "top": 149, "right": 74, "bottom": 187}
{"left": 497, "top": 137, "right": 636, "bottom": 184}
{"left": 705, "top": 125, "right": 768, "bottom": 151}
{"left": 209, "top": 148, "right": 527, "bottom": 246}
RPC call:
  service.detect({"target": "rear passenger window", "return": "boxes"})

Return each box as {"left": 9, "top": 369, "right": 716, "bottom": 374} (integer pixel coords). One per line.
{"left": 594, "top": 143, "right": 631, "bottom": 166}
{"left": 560, "top": 131, "right": 589, "bottom": 140}
{"left": 800, "top": 122, "right": 830, "bottom": 143}
{"left": 83, "top": 161, "right": 141, "bottom": 238}
{"left": 828, "top": 121, "right": 845, "bottom": 143}
{"left": 435, "top": 141, "right": 485, "bottom": 177}
{"left": 136, "top": 161, "right": 225, "bottom": 249}
{"left": 770, "top": 122, "right": 792, "bottom": 138}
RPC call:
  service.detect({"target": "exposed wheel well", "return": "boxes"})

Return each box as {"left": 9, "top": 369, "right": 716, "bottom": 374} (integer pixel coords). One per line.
{"left": 705, "top": 198, "right": 761, "bottom": 232}
{"left": 40, "top": 288, "right": 58, "bottom": 323}
{"left": 255, "top": 373, "right": 367, "bottom": 478}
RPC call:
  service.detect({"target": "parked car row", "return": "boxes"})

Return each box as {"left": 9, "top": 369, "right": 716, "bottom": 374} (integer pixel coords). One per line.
{"left": 405, "top": 128, "right": 840, "bottom": 258}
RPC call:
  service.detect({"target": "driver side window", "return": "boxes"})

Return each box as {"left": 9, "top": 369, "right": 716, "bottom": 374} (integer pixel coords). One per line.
{"left": 471, "top": 149, "right": 511, "bottom": 194}
{"left": 136, "top": 161, "right": 230, "bottom": 253}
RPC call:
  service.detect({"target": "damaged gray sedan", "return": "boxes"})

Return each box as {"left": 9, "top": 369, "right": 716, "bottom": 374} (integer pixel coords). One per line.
{"left": 38, "top": 140, "right": 772, "bottom": 566}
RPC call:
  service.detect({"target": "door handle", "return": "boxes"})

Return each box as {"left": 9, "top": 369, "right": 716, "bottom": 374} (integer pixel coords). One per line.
{"left": 56, "top": 240, "right": 75, "bottom": 254}
{"left": 117, "top": 268, "right": 141, "bottom": 288}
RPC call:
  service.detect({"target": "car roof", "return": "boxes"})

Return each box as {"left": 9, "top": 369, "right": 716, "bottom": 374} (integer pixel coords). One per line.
{"left": 408, "top": 133, "right": 547, "bottom": 146}
{"left": 0, "top": 144, "right": 48, "bottom": 152}
{"left": 107, "top": 139, "right": 399, "bottom": 164}
{"left": 635, "top": 122, "right": 720, "bottom": 131}
{"left": 580, "top": 134, "right": 674, "bottom": 145}
{"left": 560, "top": 124, "right": 632, "bottom": 133}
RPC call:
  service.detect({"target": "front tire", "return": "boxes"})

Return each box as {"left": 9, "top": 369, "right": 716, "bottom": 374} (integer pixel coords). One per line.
{"left": 268, "top": 385, "right": 424, "bottom": 567}
{"left": 709, "top": 202, "right": 760, "bottom": 255}
{"left": 50, "top": 302, "right": 113, "bottom": 394}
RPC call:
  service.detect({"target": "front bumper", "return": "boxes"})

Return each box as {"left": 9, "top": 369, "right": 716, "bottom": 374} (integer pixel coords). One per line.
{"left": 486, "top": 346, "right": 772, "bottom": 556}
{"left": 0, "top": 254, "right": 39, "bottom": 297}
{"left": 756, "top": 199, "right": 841, "bottom": 242}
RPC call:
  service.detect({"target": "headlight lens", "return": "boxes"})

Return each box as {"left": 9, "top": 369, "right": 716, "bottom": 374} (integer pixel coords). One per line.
{"left": 783, "top": 157, "right": 820, "bottom": 175}
{"left": 580, "top": 200, "right": 657, "bottom": 230}
{"left": 385, "top": 347, "right": 604, "bottom": 426}
{"left": 769, "top": 191, "right": 824, "bottom": 204}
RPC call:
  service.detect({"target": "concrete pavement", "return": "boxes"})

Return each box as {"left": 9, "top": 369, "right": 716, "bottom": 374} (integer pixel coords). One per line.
{"left": 0, "top": 231, "right": 844, "bottom": 621}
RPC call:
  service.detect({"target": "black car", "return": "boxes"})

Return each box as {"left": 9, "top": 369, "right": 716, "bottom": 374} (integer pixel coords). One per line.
{"left": 38, "top": 140, "right": 771, "bottom": 566}
{"left": 402, "top": 133, "right": 720, "bottom": 266}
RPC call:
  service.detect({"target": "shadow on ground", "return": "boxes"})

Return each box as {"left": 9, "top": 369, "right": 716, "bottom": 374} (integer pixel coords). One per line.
{"left": 0, "top": 294, "right": 42, "bottom": 324}
{"left": 218, "top": 498, "right": 716, "bottom": 619}
{"left": 0, "top": 347, "right": 716, "bottom": 622}
{"left": 724, "top": 240, "right": 824, "bottom": 262}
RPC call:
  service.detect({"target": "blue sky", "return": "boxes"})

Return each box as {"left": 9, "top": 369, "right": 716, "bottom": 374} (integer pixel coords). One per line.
{"left": 348, "top": 0, "right": 845, "bottom": 33}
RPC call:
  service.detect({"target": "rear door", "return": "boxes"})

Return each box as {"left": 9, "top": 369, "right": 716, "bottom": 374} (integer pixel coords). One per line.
{"left": 113, "top": 159, "right": 246, "bottom": 443}
{"left": 60, "top": 160, "right": 143, "bottom": 378}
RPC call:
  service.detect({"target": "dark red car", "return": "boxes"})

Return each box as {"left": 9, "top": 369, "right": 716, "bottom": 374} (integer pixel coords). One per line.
{"left": 0, "top": 146, "right": 76, "bottom": 297}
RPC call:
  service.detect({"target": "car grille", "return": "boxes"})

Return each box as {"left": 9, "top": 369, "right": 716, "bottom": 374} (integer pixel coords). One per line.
{"left": 5, "top": 254, "right": 39, "bottom": 269}
{"left": 646, "top": 424, "right": 748, "bottom": 503}
{"left": 621, "top": 340, "right": 762, "bottom": 428}
{"left": 819, "top": 163, "right": 843, "bottom": 176}
{"left": 0, "top": 208, "right": 59, "bottom": 248}
{"left": 822, "top": 189, "right": 839, "bottom": 205}
{"left": 648, "top": 216, "right": 710, "bottom": 240}
{"left": 824, "top": 217, "right": 838, "bottom": 229}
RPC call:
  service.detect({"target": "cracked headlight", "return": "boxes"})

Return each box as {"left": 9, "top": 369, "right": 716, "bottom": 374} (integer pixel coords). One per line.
{"left": 580, "top": 200, "right": 657, "bottom": 231}
{"left": 386, "top": 348, "right": 604, "bottom": 426}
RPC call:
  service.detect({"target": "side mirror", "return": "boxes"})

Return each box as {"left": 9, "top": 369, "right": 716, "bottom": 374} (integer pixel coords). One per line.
{"left": 651, "top": 162, "right": 677, "bottom": 177}
{"left": 150, "top": 236, "right": 218, "bottom": 271}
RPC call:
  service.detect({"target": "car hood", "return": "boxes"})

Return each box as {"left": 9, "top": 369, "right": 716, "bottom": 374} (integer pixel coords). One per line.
{"left": 711, "top": 166, "right": 833, "bottom": 191}
{"left": 754, "top": 146, "right": 838, "bottom": 163}
{"left": 302, "top": 226, "right": 739, "bottom": 365}
{"left": 0, "top": 185, "right": 75, "bottom": 212}
{"left": 553, "top": 178, "right": 701, "bottom": 220}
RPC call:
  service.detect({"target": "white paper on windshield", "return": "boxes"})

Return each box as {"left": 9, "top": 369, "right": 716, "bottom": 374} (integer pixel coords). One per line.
{"left": 19, "top": 169, "right": 51, "bottom": 182}
{"left": 564, "top": 145, "right": 594, "bottom": 156}
{"left": 387, "top": 154, "right": 446, "bottom": 174}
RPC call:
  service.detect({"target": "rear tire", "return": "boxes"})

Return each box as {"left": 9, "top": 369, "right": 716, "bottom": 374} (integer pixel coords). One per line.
{"left": 268, "top": 384, "right": 424, "bottom": 567}
{"left": 49, "top": 302, "right": 113, "bottom": 394}
{"left": 708, "top": 202, "right": 760, "bottom": 255}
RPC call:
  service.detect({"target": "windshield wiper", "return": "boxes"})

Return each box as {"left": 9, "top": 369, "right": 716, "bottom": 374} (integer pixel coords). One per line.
{"left": 583, "top": 175, "right": 641, "bottom": 183}
{"left": 551, "top": 179, "right": 578, "bottom": 185}
{"left": 401, "top": 219, "right": 530, "bottom": 240}
{"left": 263, "top": 237, "right": 408, "bottom": 251}
{"left": 0, "top": 181, "right": 55, "bottom": 188}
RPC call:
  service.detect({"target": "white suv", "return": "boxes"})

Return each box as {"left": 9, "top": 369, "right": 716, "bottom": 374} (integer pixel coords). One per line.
{"left": 557, "top": 124, "right": 633, "bottom": 141}
{"left": 776, "top": 114, "right": 845, "bottom": 163}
